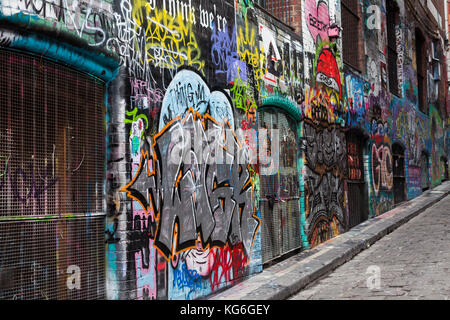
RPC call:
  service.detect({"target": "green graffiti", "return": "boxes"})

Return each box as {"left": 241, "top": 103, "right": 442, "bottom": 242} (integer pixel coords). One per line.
{"left": 124, "top": 107, "right": 149, "bottom": 139}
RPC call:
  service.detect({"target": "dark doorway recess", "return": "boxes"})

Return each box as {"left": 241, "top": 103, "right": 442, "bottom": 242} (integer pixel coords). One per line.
{"left": 441, "top": 156, "right": 449, "bottom": 181}
{"left": 392, "top": 143, "right": 406, "bottom": 204}
{"left": 346, "top": 130, "right": 368, "bottom": 229}
{"left": 259, "top": 108, "right": 302, "bottom": 265}
{"left": 421, "top": 151, "right": 430, "bottom": 191}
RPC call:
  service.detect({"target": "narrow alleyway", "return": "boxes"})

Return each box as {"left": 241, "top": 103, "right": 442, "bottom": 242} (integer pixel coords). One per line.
{"left": 289, "top": 195, "right": 450, "bottom": 300}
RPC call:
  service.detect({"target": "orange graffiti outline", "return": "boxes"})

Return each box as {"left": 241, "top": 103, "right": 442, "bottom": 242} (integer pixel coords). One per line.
{"left": 122, "top": 107, "right": 260, "bottom": 262}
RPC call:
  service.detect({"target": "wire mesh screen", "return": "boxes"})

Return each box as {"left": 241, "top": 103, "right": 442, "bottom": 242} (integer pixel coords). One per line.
{"left": 0, "top": 49, "right": 106, "bottom": 299}
{"left": 0, "top": 217, "right": 105, "bottom": 299}
{"left": 341, "top": 0, "right": 361, "bottom": 70}
{"left": 0, "top": 49, "right": 105, "bottom": 218}
{"left": 264, "top": 0, "right": 292, "bottom": 26}
{"left": 259, "top": 109, "right": 301, "bottom": 264}
{"left": 386, "top": 2, "right": 399, "bottom": 97}
{"left": 346, "top": 132, "right": 367, "bottom": 229}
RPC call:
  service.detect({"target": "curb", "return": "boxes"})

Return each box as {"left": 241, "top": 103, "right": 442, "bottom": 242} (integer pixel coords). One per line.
{"left": 208, "top": 181, "right": 450, "bottom": 300}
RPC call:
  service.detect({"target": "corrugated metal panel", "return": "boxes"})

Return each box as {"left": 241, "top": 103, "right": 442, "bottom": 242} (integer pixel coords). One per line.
{"left": 0, "top": 49, "right": 106, "bottom": 299}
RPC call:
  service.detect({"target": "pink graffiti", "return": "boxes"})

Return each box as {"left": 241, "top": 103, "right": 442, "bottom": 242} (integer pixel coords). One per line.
{"left": 130, "top": 78, "right": 165, "bottom": 104}
{"left": 306, "top": 0, "right": 330, "bottom": 43}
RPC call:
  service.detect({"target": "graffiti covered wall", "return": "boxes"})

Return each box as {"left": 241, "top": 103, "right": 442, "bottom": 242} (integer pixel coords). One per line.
{"left": 301, "top": 0, "right": 347, "bottom": 245}
{"left": 109, "top": 0, "right": 292, "bottom": 300}
{"left": 343, "top": 0, "right": 448, "bottom": 218}
{"left": 1, "top": 0, "right": 449, "bottom": 301}
{"left": 112, "top": 0, "right": 348, "bottom": 297}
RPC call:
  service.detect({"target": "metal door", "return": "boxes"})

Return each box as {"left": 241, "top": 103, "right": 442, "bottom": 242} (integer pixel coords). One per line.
{"left": 421, "top": 152, "right": 429, "bottom": 190}
{"left": 443, "top": 157, "right": 449, "bottom": 181}
{"left": 393, "top": 144, "right": 406, "bottom": 204}
{"left": 346, "top": 131, "right": 368, "bottom": 229}
{"left": 259, "top": 109, "right": 301, "bottom": 264}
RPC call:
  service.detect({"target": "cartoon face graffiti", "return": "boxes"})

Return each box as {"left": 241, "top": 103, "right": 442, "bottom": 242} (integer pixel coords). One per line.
{"left": 182, "top": 241, "right": 211, "bottom": 277}
{"left": 159, "top": 69, "right": 235, "bottom": 130}
{"left": 313, "top": 48, "right": 342, "bottom": 122}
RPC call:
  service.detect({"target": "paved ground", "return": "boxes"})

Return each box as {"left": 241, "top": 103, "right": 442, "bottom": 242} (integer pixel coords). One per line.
{"left": 289, "top": 195, "right": 450, "bottom": 300}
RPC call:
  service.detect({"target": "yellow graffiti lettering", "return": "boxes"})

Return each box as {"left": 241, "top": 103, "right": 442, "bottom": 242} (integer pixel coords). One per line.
{"left": 236, "top": 17, "right": 264, "bottom": 94}
{"left": 131, "top": 1, "right": 204, "bottom": 73}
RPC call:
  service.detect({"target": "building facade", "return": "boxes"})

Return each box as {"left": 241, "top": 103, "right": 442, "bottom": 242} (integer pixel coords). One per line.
{"left": 0, "top": 0, "right": 448, "bottom": 300}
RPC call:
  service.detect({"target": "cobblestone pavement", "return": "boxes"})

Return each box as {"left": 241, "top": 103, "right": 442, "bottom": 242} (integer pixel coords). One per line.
{"left": 289, "top": 195, "right": 450, "bottom": 300}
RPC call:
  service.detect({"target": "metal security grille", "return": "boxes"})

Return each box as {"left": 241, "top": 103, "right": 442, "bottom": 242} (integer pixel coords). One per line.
{"left": 346, "top": 131, "right": 367, "bottom": 229}
{"left": 0, "top": 49, "right": 106, "bottom": 299}
{"left": 386, "top": 1, "right": 399, "bottom": 96}
{"left": 0, "top": 50, "right": 105, "bottom": 218}
{"left": 393, "top": 144, "right": 406, "bottom": 204}
{"left": 421, "top": 152, "right": 429, "bottom": 190}
{"left": 342, "top": 0, "right": 361, "bottom": 71}
{"left": 259, "top": 109, "right": 301, "bottom": 264}
{"left": 0, "top": 217, "right": 105, "bottom": 299}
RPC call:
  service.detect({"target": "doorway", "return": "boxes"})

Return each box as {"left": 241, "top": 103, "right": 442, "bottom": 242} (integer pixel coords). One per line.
{"left": 441, "top": 156, "right": 449, "bottom": 181}
{"left": 392, "top": 143, "right": 406, "bottom": 204}
{"left": 421, "top": 151, "right": 430, "bottom": 191}
{"left": 346, "top": 130, "right": 368, "bottom": 229}
{"left": 259, "top": 108, "right": 302, "bottom": 264}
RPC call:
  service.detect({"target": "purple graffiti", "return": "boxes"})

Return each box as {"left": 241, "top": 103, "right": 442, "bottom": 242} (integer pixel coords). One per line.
{"left": 0, "top": 160, "right": 57, "bottom": 208}
{"left": 211, "top": 24, "right": 247, "bottom": 83}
